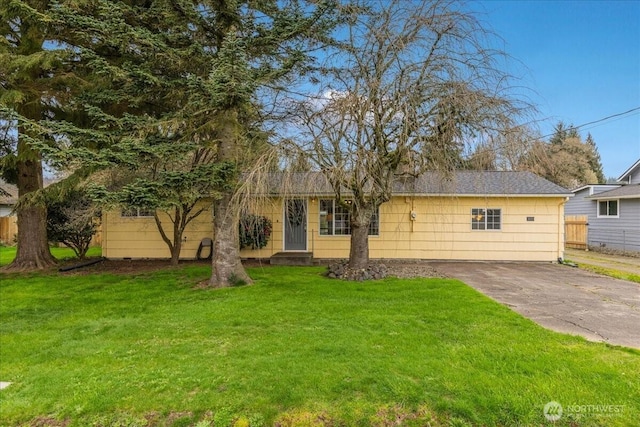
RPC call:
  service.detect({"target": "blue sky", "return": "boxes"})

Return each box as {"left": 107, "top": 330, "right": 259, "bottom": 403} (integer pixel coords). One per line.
{"left": 475, "top": 0, "right": 640, "bottom": 179}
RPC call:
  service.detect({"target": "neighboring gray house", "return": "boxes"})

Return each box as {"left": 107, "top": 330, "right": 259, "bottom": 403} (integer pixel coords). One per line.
{"left": 565, "top": 159, "right": 640, "bottom": 253}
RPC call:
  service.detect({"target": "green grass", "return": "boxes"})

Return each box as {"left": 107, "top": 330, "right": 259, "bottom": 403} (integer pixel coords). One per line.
{"left": 0, "top": 246, "right": 102, "bottom": 267}
{"left": 1, "top": 266, "right": 639, "bottom": 426}
{"left": 572, "top": 262, "right": 640, "bottom": 284}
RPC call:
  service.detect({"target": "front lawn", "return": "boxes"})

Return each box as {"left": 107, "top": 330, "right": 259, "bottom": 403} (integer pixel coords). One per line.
{"left": 0, "top": 265, "right": 638, "bottom": 426}
{"left": 0, "top": 246, "right": 102, "bottom": 267}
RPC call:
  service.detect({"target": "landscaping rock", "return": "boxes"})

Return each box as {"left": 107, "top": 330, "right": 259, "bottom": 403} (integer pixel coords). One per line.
{"left": 326, "top": 259, "right": 446, "bottom": 280}
{"left": 327, "top": 261, "right": 388, "bottom": 281}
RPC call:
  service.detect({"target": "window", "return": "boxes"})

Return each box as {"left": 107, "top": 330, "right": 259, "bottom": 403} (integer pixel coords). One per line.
{"left": 598, "top": 200, "right": 618, "bottom": 217}
{"left": 121, "top": 208, "right": 154, "bottom": 218}
{"left": 319, "top": 200, "right": 379, "bottom": 236}
{"left": 471, "top": 208, "right": 501, "bottom": 230}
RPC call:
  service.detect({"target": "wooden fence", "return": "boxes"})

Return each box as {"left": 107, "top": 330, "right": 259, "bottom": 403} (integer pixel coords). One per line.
{"left": 0, "top": 216, "right": 18, "bottom": 245}
{"left": 565, "top": 215, "right": 588, "bottom": 250}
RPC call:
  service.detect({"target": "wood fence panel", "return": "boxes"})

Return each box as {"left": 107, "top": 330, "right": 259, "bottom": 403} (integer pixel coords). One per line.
{"left": 565, "top": 215, "right": 588, "bottom": 249}
{"left": 0, "top": 216, "right": 18, "bottom": 244}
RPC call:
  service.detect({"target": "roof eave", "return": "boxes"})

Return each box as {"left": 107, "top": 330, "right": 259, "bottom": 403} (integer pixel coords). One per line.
{"left": 393, "top": 193, "right": 573, "bottom": 198}
{"left": 587, "top": 194, "right": 640, "bottom": 200}
{"left": 617, "top": 159, "right": 640, "bottom": 182}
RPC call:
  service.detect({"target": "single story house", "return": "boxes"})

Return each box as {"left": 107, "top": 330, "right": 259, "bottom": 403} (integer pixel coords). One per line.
{"left": 0, "top": 180, "right": 18, "bottom": 245}
{"left": 101, "top": 170, "right": 572, "bottom": 262}
{"left": 565, "top": 159, "right": 640, "bottom": 253}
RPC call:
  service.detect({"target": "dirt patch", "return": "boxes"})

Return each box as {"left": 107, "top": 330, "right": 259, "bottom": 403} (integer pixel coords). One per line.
{"left": 586, "top": 246, "right": 640, "bottom": 258}
{"left": 28, "top": 416, "right": 70, "bottom": 427}
{"left": 58, "top": 258, "right": 210, "bottom": 275}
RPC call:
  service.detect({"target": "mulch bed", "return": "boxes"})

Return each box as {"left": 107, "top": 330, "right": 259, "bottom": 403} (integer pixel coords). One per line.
{"left": 58, "top": 259, "right": 446, "bottom": 278}
{"left": 56, "top": 257, "right": 446, "bottom": 279}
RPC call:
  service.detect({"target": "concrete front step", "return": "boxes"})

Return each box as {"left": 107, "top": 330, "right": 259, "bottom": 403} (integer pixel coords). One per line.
{"left": 270, "top": 252, "right": 314, "bottom": 266}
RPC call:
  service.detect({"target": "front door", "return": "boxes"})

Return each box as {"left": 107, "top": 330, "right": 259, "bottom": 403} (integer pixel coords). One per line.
{"left": 284, "top": 199, "right": 307, "bottom": 251}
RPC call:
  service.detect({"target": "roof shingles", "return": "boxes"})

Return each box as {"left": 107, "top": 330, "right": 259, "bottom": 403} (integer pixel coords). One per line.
{"left": 268, "top": 171, "right": 571, "bottom": 197}
{"left": 586, "top": 185, "right": 640, "bottom": 200}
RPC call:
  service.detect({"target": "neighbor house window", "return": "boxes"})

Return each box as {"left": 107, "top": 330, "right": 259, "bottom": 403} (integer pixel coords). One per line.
{"left": 471, "top": 208, "right": 501, "bottom": 230}
{"left": 121, "top": 208, "right": 154, "bottom": 218}
{"left": 597, "top": 200, "right": 618, "bottom": 217}
{"left": 319, "top": 200, "right": 379, "bottom": 236}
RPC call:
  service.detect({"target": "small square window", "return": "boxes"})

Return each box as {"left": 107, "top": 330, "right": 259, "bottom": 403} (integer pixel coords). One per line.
{"left": 472, "top": 208, "right": 501, "bottom": 230}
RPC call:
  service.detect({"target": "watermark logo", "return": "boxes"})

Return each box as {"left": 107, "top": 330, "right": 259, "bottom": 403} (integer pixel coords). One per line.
{"left": 543, "top": 401, "right": 625, "bottom": 421}
{"left": 544, "top": 401, "right": 563, "bottom": 421}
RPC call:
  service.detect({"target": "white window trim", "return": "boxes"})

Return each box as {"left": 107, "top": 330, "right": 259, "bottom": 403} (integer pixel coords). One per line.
{"left": 471, "top": 208, "right": 502, "bottom": 231}
{"left": 596, "top": 199, "right": 619, "bottom": 218}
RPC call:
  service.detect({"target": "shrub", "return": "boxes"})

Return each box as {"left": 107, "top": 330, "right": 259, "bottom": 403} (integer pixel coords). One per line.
{"left": 47, "top": 189, "right": 101, "bottom": 259}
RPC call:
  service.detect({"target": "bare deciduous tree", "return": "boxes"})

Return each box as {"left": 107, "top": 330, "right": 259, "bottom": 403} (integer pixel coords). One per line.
{"left": 289, "top": 0, "right": 532, "bottom": 270}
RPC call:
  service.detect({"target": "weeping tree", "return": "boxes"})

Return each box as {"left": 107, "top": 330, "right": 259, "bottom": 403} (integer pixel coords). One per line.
{"left": 291, "top": 0, "right": 532, "bottom": 270}
{"left": 159, "top": 0, "right": 339, "bottom": 286}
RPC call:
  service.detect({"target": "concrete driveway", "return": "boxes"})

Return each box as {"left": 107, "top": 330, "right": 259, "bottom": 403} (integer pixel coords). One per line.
{"left": 430, "top": 262, "right": 640, "bottom": 349}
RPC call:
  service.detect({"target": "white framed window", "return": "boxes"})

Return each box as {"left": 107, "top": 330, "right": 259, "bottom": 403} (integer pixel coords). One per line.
{"left": 319, "top": 200, "right": 379, "bottom": 236}
{"left": 121, "top": 207, "right": 154, "bottom": 218}
{"left": 597, "top": 200, "right": 619, "bottom": 218}
{"left": 471, "top": 208, "right": 501, "bottom": 230}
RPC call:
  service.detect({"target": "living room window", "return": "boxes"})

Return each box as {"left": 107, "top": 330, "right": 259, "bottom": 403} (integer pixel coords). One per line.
{"left": 319, "top": 200, "right": 379, "bottom": 236}
{"left": 597, "top": 200, "right": 619, "bottom": 218}
{"left": 471, "top": 208, "right": 501, "bottom": 230}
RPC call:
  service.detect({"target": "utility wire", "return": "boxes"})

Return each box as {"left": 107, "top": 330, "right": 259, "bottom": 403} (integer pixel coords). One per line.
{"left": 539, "top": 106, "right": 640, "bottom": 142}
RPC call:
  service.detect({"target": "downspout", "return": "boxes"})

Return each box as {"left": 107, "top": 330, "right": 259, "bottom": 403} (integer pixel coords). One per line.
{"left": 557, "top": 197, "right": 569, "bottom": 262}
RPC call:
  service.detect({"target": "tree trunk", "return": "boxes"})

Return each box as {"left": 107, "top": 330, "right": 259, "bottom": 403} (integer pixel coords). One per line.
{"left": 3, "top": 142, "right": 56, "bottom": 271}
{"left": 209, "top": 108, "right": 251, "bottom": 287}
{"left": 170, "top": 211, "right": 182, "bottom": 266}
{"left": 210, "top": 193, "right": 251, "bottom": 287}
{"left": 153, "top": 211, "right": 180, "bottom": 266}
{"left": 348, "top": 221, "right": 370, "bottom": 270}
{"left": 170, "top": 238, "right": 182, "bottom": 266}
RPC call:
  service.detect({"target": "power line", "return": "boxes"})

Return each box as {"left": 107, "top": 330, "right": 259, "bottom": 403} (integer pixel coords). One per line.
{"left": 539, "top": 106, "right": 640, "bottom": 141}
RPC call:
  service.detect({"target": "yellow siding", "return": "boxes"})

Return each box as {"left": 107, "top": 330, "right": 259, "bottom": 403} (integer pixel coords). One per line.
{"left": 102, "top": 202, "right": 214, "bottom": 259}
{"left": 307, "top": 196, "right": 566, "bottom": 261}
{"left": 103, "top": 196, "right": 567, "bottom": 262}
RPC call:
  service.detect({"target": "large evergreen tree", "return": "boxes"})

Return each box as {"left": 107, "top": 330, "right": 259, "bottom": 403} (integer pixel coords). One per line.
{"left": 11, "top": 1, "right": 338, "bottom": 283}
{"left": 0, "top": 0, "right": 81, "bottom": 270}
{"left": 585, "top": 133, "right": 606, "bottom": 183}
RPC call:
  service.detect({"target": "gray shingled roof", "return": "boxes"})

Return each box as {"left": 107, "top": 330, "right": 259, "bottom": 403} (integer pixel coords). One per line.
{"left": 265, "top": 171, "right": 571, "bottom": 197}
{"left": 392, "top": 171, "right": 572, "bottom": 195}
{"left": 0, "top": 181, "right": 18, "bottom": 205}
{"left": 586, "top": 184, "right": 640, "bottom": 200}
